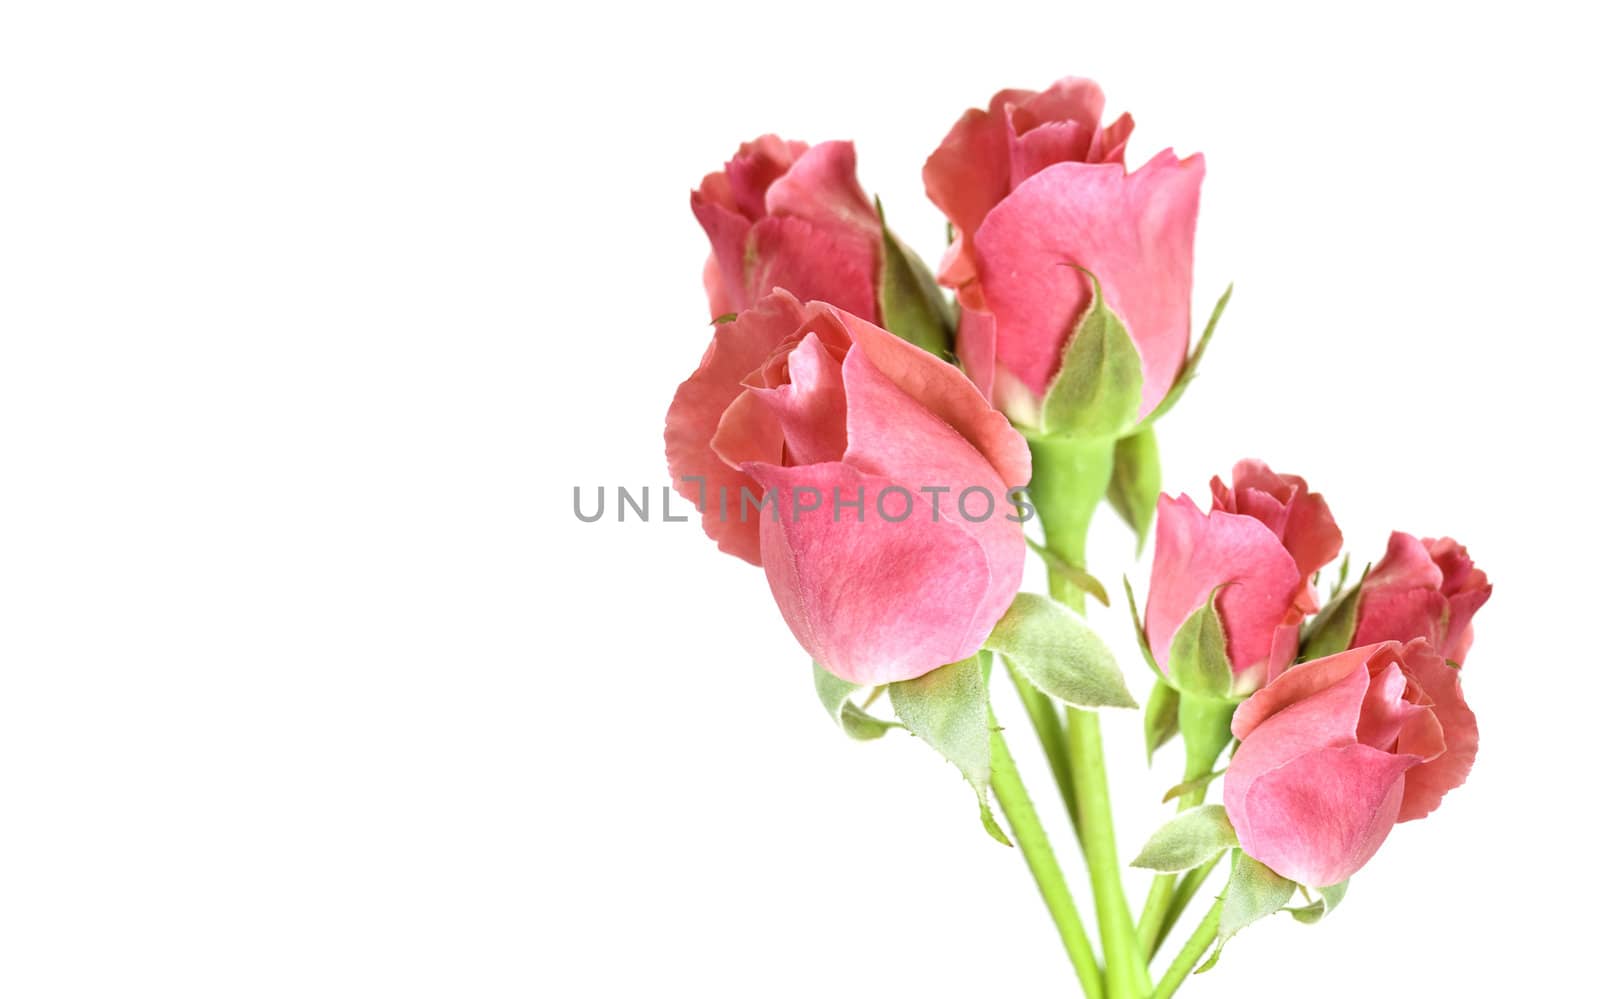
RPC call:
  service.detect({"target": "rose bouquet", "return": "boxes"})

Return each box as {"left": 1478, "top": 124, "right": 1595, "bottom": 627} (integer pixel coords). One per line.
{"left": 663, "top": 77, "right": 1488, "bottom": 998}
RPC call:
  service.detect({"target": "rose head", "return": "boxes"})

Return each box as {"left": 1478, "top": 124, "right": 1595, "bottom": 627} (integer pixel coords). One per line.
{"left": 691, "top": 136, "right": 882, "bottom": 323}
{"left": 922, "top": 76, "right": 1201, "bottom": 419}
{"left": 1353, "top": 532, "right": 1491, "bottom": 663}
{"left": 1145, "top": 461, "right": 1342, "bottom": 693}
{"left": 664, "top": 290, "right": 1030, "bottom": 685}
{"left": 1224, "top": 639, "right": 1478, "bottom": 887}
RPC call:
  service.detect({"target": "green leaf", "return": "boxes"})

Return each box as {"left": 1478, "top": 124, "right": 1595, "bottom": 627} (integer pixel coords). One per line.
{"left": 1162, "top": 768, "right": 1225, "bottom": 804}
{"left": 1025, "top": 539, "right": 1109, "bottom": 606}
{"left": 1144, "top": 284, "right": 1231, "bottom": 426}
{"left": 1199, "top": 850, "right": 1296, "bottom": 972}
{"left": 983, "top": 593, "right": 1138, "bottom": 710}
{"left": 1167, "top": 590, "right": 1234, "bottom": 700}
{"left": 1039, "top": 269, "right": 1143, "bottom": 439}
{"left": 813, "top": 663, "right": 900, "bottom": 740}
{"left": 1131, "top": 804, "right": 1238, "bottom": 873}
{"left": 889, "top": 656, "right": 1011, "bottom": 846}
{"left": 1144, "top": 679, "right": 1180, "bottom": 763}
{"left": 1300, "top": 564, "right": 1370, "bottom": 661}
{"left": 1123, "top": 576, "right": 1163, "bottom": 678}
{"left": 1107, "top": 426, "right": 1161, "bottom": 551}
{"left": 875, "top": 198, "right": 954, "bottom": 357}
{"left": 1286, "top": 880, "right": 1349, "bottom": 924}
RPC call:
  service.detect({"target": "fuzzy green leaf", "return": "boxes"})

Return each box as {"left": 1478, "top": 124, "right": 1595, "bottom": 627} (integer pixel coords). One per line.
{"left": 1025, "top": 540, "right": 1109, "bottom": 606}
{"left": 889, "top": 656, "right": 1011, "bottom": 846}
{"left": 1300, "top": 564, "right": 1370, "bottom": 660}
{"left": 1131, "top": 805, "right": 1238, "bottom": 873}
{"left": 1167, "top": 590, "right": 1234, "bottom": 700}
{"left": 1108, "top": 427, "right": 1161, "bottom": 551}
{"left": 1124, "top": 576, "right": 1163, "bottom": 679}
{"left": 1199, "top": 850, "right": 1297, "bottom": 972}
{"left": 1145, "top": 679, "right": 1181, "bottom": 763}
{"left": 1162, "top": 768, "right": 1226, "bottom": 804}
{"left": 1286, "top": 880, "right": 1349, "bottom": 924}
{"left": 984, "top": 593, "right": 1138, "bottom": 710}
{"left": 876, "top": 198, "right": 954, "bottom": 357}
{"left": 813, "top": 663, "right": 899, "bottom": 740}
{"left": 1039, "top": 270, "right": 1143, "bottom": 439}
{"left": 1144, "top": 284, "right": 1231, "bottom": 426}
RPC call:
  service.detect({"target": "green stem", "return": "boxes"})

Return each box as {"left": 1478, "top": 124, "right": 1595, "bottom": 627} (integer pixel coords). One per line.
{"left": 1139, "top": 696, "right": 1235, "bottom": 957}
{"left": 1004, "top": 658, "right": 1080, "bottom": 838}
{"left": 1137, "top": 784, "right": 1205, "bottom": 958}
{"left": 1067, "top": 706, "right": 1150, "bottom": 997}
{"left": 1027, "top": 434, "right": 1148, "bottom": 997}
{"left": 1150, "top": 897, "right": 1223, "bottom": 999}
{"left": 989, "top": 711, "right": 1105, "bottom": 999}
{"left": 1153, "top": 855, "right": 1222, "bottom": 956}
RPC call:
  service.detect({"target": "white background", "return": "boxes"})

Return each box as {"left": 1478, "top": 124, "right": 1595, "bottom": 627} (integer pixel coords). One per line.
{"left": 2, "top": 1, "right": 1593, "bottom": 995}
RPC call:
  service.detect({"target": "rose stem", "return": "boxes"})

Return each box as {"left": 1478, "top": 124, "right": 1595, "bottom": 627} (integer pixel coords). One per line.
{"left": 989, "top": 709, "right": 1105, "bottom": 999}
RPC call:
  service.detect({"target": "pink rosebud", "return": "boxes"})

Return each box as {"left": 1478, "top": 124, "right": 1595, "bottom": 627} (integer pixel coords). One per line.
{"left": 1145, "top": 461, "right": 1342, "bottom": 692}
{"left": 664, "top": 290, "right": 1031, "bottom": 685}
{"left": 1353, "top": 532, "right": 1491, "bottom": 664}
{"left": 922, "top": 77, "right": 1200, "bottom": 417}
{"left": 691, "top": 136, "right": 882, "bottom": 323}
{"left": 1224, "top": 639, "right": 1478, "bottom": 887}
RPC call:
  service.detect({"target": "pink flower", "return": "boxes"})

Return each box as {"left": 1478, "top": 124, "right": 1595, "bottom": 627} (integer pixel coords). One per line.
{"left": 1224, "top": 639, "right": 1478, "bottom": 887}
{"left": 664, "top": 290, "right": 1030, "bottom": 685}
{"left": 922, "top": 77, "right": 1201, "bottom": 417}
{"left": 1145, "top": 461, "right": 1342, "bottom": 692}
{"left": 691, "top": 136, "right": 882, "bottom": 323}
{"left": 1353, "top": 533, "right": 1491, "bottom": 663}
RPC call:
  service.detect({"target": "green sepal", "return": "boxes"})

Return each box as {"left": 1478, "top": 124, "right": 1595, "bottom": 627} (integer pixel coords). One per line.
{"left": 1286, "top": 880, "right": 1349, "bottom": 924}
{"left": 1130, "top": 804, "right": 1238, "bottom": 873}
{"left": 1025, "top": 539, "right": 1109, "bottom": 606}
{"left": 1039, "top": 269, "right": 1144, "bottom": 439}
{"left": 1123, "top": 576, "right": 1163, "bottom": 679}
{"left": 1300, "top": 563, "right": 1370, "bottom": 661}
{"left": 889, "top": 655, "right": 1011, "bottom": 846}
{"left": 1107, "top": 426, "right": 1161, "bottom": 551}
{"left": 1144, "top": 678, "right": 1181, "bottom": 763}
{"left": 875, "top": 197, "right": 954, "bottom": 358}
{"left": 711, "top": 312, "right": 738, "bottom": 324}
{"left": 1162, "top": 768, "right": 1226, "bottom": 804}
{"left": 813, "top": 662, "right": 899, "bottom": 741}
{"left": 1167, "top": 589, "right": 1234, "bottom": 700}
{"left": 1198, "top": 850, "right": 1297, "bottom": 973}
{"left": 1142, "top": 284, "right": 1232, "bottom": 427}
{"left": 983, "top": 592, "right": 1138, "bottom": 710}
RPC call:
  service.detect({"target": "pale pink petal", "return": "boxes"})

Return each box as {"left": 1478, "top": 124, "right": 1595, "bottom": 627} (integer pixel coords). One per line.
{"left": 835, "top": 308, "right": 1032, "bottom": 488}
{"left": 765, "top": 141, "right": 878, "bottom": 235}
{"left": 1145, "top": 494, "right": 1302, "bottom": 677}
{"left": 747, "top": 461, "right": 996, "bottom": 685}
{"left": 971, "top": 151, "right": 1203, "bottom": 418}
{"left": 1229, "top": 743, "right": 1413, "bottom": 887}
{"left": 740, "top": 333, "right": 849, "bottom": 466}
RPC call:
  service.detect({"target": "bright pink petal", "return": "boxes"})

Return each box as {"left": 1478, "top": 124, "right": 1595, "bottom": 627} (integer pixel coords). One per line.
{"left": 747, "top": 216, "right": 880, "bottom": 323}
{"left": 955, "top": 307, "right": 997, "bottom": 402}
{"left": 766, "top": 141, "right": 878, "bottom": 236}
{"left": 1397, "top": 640, "right": 1478, "bottom": 821}
{"left": 725, "top": 135, "right": 808, "bottom": 220}
{"left": 1229, "top": 743, "right": 1413, "bottom": 888}
{"left": 1232, "top": 644, "right": 1378, "bottom": 741}
{"left": 747, "top": 461, "right": 997, "bottom": 685}
{"left": 664, "top": 291, "right": 809, "bottom": 564}
{"left": 740, "top": 332, "right": 848, "bottom": 466}
{"left": 835, "top": 308, "right": 1032, "bottom": 489}
{"left": 689, "top": 193, "right": 755, "bottom": 316}
{"left": 971, "top": 151, "right": 1204, "bottom": 418}
{"left": 1145, "top": 494, "right": 1302, "bottom": 678}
